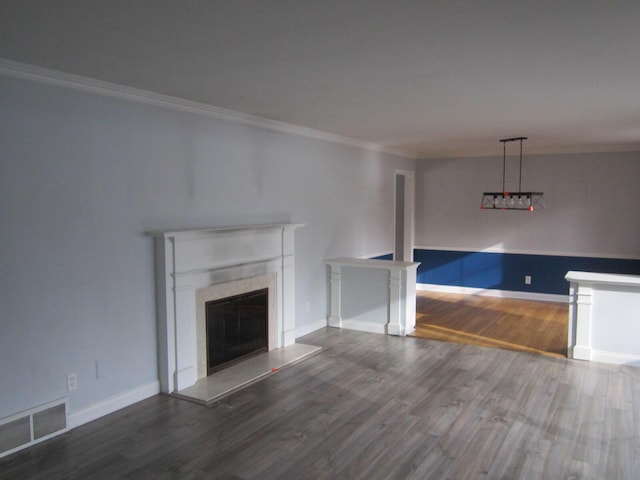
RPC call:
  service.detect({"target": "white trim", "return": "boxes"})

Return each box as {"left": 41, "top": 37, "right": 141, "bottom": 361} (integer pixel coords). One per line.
{"left": 417, "top": 283, "right": 570, "bottom": 303}
{"left": 0, "top": 59, "right": 415, "bottom": 160}
{"left": 572, "top": 347, "right": 640, "bottom": 367}
{"left": 413, "top": 245, "right": 640, "bottom": 260}
{"left": 326, "top": 257, "right": 420, "bottom": 270}
{"left": 589, "top": 350, "right": 640, "bottom": 367}
{"left": 295, "top": 318, "right": 327, "bottom": 338}
{"left": 147, "top": 223, "right": 304, "bottom": 239}
{"left": 565, "top": 271, "right": 640, "bottom": 287}
{"left": 332, "top": 319, "right": 387, "bottom": 335}
{"left": 571, "top": 345, "right": 592, "bottom": 361}
{"left": 67, "top": 381, "right": 159, "bottom": 430}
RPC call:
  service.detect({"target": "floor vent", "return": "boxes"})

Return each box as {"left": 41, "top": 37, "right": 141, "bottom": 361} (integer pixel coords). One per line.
{"left": 0, "top": 398, "right": 68, "bottom": 459}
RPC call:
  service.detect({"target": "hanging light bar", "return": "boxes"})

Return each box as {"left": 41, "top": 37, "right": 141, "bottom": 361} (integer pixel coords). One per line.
{"left": 480, "top": 137, "right": 543, "bottom": 211}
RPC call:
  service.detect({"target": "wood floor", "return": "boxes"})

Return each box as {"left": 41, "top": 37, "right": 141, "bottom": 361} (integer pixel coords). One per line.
{"left": 413, "top": 291, "right": 569, "bottom": 358}
{"left": 2, "top": 327, "right": 639, "bottom": 479}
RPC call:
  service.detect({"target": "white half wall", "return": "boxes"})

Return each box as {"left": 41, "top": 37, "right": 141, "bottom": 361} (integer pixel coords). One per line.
{"left": 566, "top": 271, "right": 640, "bottom": 366}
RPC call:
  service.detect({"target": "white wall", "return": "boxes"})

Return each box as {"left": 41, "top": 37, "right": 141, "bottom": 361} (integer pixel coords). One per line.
{"left": 0, "top": 73, "right": 413, "bottom": 419}
{"left": 415, "top": 152, "right": 640, "bottom": 258}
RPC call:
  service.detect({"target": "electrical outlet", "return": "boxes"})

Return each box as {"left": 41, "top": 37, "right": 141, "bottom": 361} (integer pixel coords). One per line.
{"left": 67, "top": 373, "right": 78, "bottom": 391}
{"left": 525, "top": 275, "right": 532, "bottom": 285}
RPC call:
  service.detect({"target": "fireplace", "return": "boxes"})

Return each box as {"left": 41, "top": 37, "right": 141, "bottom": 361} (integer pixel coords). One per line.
{"left": 149, "top": 223, "right": 304, "bottom": 393}
{"left": 194, "top": 272, "right": 277, "bottom": 381}
{"left": 206, "top": 288, "right": 268, "bottom": 374}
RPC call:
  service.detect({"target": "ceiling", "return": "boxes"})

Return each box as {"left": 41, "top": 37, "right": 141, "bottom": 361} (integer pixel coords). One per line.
{"left": 2, "top": 0, "right": 639, "bottom": 159}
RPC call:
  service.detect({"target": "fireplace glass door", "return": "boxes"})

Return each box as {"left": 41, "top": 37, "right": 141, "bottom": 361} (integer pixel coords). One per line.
{"left": 205, "top": 288, "right": 268, "bottom": 374}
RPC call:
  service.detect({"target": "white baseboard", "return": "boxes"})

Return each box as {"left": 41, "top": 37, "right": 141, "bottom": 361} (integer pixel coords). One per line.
{"left": 295, "top": 318, "right": 327, "bottom": 338}
{"left": 417, "top": 283, "right": 569, "bottom": 303}
{"left": 589, "top": 349, "right": 640, "bottom": 367}
{"left": 67, "top": 380, "right": 160, "bottom": 430}
{"left": 333, "top": 319, "right": 387, "bottom": 335}
{"left": 570, "top": 345, "right": 591, "bottom": 361}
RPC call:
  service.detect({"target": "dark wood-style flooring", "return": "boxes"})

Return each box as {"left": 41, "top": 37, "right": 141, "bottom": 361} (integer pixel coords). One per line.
{"left": 413, "top": 291, "right": 569, "bottom": 358}
{"left": 2, "top": 327, "right": 639, "bottom": 479}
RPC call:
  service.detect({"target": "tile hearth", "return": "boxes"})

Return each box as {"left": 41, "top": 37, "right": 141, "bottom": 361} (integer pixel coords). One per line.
{"left": 172, "top": 343, "right": 321, "bottom": 405}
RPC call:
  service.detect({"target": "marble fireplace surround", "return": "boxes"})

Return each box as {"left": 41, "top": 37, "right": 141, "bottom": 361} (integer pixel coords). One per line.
{"left": 150, "top": 223, "right": 304, "bottom": 394}
{"left": 194, "top": 274, "right": 276, "bottom": 379}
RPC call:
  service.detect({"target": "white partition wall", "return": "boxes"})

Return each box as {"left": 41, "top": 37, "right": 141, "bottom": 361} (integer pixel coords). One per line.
{"left": 326, "top": 258, "right": 420, "bottom": 336}
{"left": 566, "top": 271, "right": 640, "bottom": 366}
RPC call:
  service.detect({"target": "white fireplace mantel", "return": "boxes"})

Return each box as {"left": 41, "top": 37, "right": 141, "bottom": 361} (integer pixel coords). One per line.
{"left": 149, "top": 223, "right": 304, "bottom": 393}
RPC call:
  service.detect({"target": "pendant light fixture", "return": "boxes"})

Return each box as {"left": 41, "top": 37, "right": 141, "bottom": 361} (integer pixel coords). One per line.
{"left": 480, "top": 136, "right": 543, "bottom": 211}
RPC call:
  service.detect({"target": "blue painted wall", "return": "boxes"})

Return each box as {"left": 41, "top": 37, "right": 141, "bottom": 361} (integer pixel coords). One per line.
{"left": 414, "top": 249, "right": 640, "bottom": 295}
{"left": 371, "top": 253, "right": 393, "bottom": 261}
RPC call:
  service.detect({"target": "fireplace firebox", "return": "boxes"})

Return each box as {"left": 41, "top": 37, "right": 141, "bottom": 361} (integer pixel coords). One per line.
{"left": 206, "top": 288, "right": 268, "bottom": 374}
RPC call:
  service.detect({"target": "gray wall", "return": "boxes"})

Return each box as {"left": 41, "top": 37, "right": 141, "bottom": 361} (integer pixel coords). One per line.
{"left": 415, "top": 152, "right": 640, "bottom": 257}
{"left": 0, "top": 74, "right": 413, "bottom": 418}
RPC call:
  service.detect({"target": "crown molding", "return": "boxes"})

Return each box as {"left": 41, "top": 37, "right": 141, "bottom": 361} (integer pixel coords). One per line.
{"left": 0, "top": 58, "right": 416, "bottom": 160}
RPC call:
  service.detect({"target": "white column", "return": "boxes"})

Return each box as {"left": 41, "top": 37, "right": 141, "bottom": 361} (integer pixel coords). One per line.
{"left": 281, "top": 226, "right": 297, "bottom": 347}
{"left": 387, "top": 269, "right": 403, "bottom": 335}
{"left": 155, "top": 237, "right": 175, "bottom": 394}
{"left": 174, "top": 284, "right": 198, "bottom": 390}
{"left": 404, "top": 266, "right": 417, "bottom": 333}
{"left": 328, "top": 264, "right": 342, "bottom": 328}
{"left": 567, "top": 282, "right": 577, "bottom": 358}
{"left": 572, "top": 283, "right": 593, "bottom": 361}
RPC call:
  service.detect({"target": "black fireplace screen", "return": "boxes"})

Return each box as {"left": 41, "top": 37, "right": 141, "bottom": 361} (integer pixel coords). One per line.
{"left": 205, "top": 288, "right": 268, "bottom": 374}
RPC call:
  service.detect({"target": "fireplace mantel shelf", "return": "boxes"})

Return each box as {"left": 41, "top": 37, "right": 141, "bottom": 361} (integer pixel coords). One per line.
{"left": 147, "top": 223, "right": 305, "bottom": 239}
